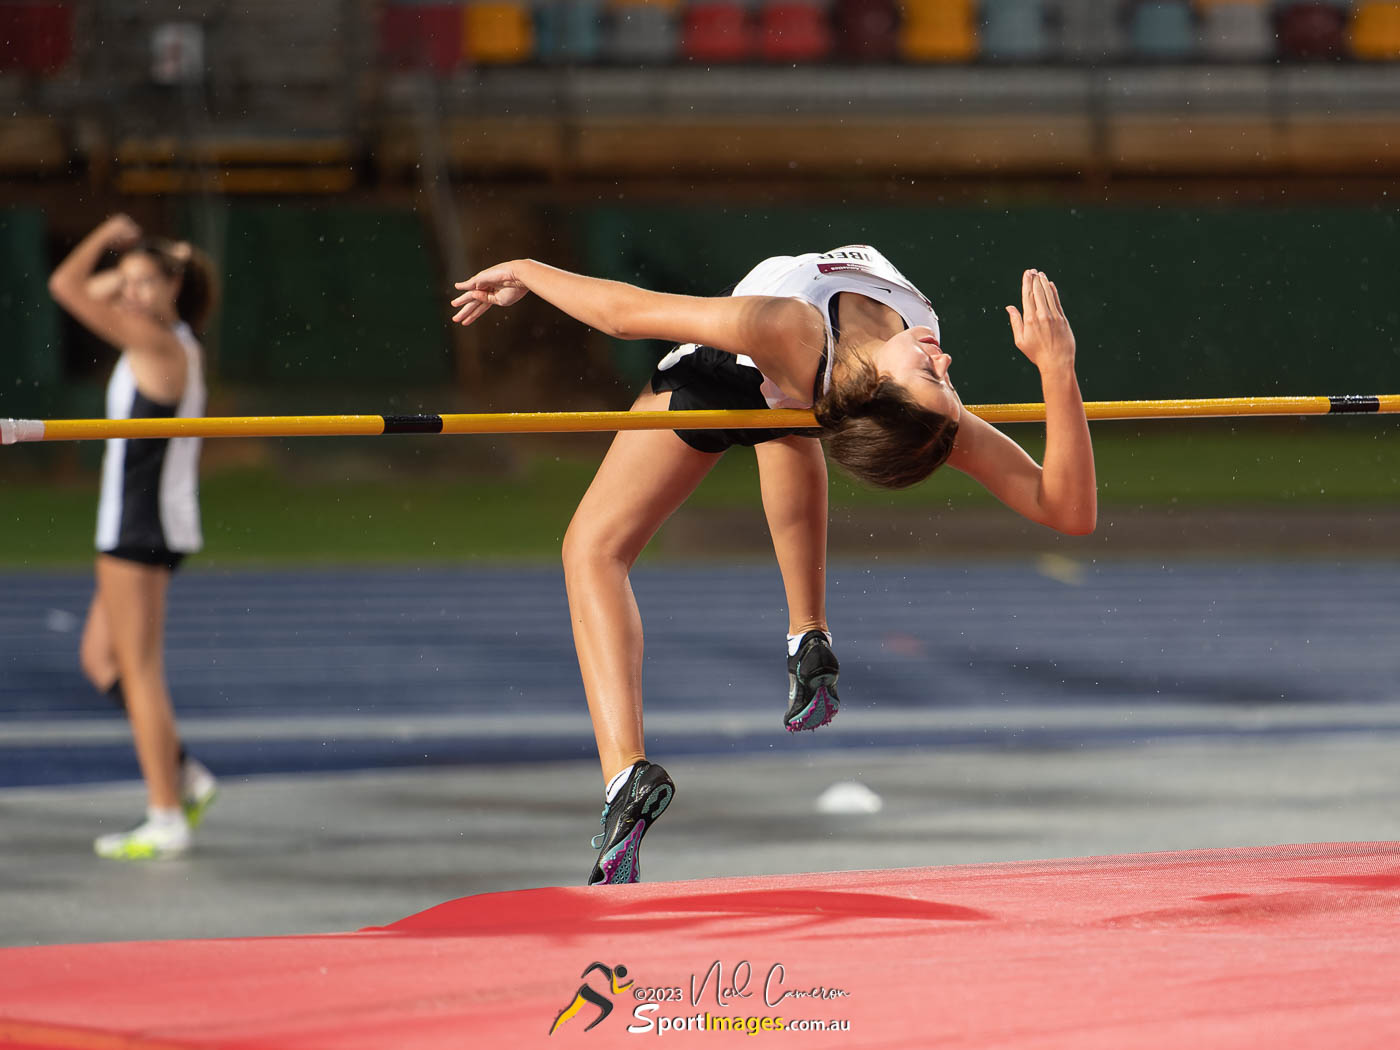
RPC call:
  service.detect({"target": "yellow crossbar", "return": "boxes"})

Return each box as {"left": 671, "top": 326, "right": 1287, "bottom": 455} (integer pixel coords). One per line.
{"left": 4, "top": 396, "right": 1399, "bottom": 445}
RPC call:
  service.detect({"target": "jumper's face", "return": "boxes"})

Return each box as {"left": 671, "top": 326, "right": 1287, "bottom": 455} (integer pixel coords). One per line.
{"left": 872, "top": 326, "right": 962, "bottom": 421}
{"left": 118, "top": 252, "right": 179, "bottom": 324}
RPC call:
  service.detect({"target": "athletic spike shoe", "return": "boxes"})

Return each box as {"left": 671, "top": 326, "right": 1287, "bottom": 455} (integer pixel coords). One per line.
{"left": 587, "top": 761, "right": 675, "bottom": 886}
{"left": 94, "top": 815, "right": 191, "bottom": 861}
{"left": 180, "top": 756, "right": 219, "bottom": 829}
{"left": 785, "top": 630, "right": 841, "bottom": 732}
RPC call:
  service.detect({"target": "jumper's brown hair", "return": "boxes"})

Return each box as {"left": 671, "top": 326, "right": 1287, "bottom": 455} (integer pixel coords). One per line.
{"left": 814, "top": 347, "right": 960, "bottom": 490}
{"left": 128, "top": 238, "right": 219, "bottom": 335}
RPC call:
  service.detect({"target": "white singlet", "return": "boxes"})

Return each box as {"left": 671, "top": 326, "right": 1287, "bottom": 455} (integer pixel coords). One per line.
{"left": 656, "top": 244, "right": 941, "bottom": 409}
{"left": 95, "top": 322, "right": 205, "bottom": 554}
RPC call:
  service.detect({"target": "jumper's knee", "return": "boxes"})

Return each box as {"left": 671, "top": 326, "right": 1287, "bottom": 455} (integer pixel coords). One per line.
{"left": 562, "top": 515, "right": 637, "bottom": 583}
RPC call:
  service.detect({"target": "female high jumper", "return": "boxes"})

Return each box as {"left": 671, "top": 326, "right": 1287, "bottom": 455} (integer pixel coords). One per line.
{"left": 451, "top": 247, "right": 1096, "bottom": 885}
{"left": 49, "top": 214, "right": 219, "bottom": 860}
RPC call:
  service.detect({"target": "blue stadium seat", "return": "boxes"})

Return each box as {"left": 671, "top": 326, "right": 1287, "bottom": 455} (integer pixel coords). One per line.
{"left": 982, "top": 0, "right": 1054, "bottom": 60}
{"left": 1129, "top": 0, "right": 1197, "bottom": 58}
{"left": 536, "top": 0, "right": 605, "bottom": 63}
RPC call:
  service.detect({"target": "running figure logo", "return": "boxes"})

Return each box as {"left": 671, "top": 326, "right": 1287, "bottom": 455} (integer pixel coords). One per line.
{"left": 549, "top": 962, "right": 633, "bottom": 1034}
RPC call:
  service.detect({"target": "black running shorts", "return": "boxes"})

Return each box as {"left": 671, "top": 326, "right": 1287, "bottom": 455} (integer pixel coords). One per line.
{"left": 650, "top": 345, "right": 820, "bottom": 454}
{"left": 100, "top": 546, "right": 187, "bottom": 572}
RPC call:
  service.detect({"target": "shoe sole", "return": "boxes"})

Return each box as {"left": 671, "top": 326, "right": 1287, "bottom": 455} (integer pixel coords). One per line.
{"left": 786, "top": 674, "right": 840, "bottom": 733}
{"left": 594, "top": 782, "right": 674, "bottom": 885}
{"left": 94, "top": 841, "right": 188, "bottom": 861}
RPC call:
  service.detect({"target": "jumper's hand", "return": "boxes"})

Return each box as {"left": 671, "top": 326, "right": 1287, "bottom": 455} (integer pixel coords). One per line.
{"left": 99, "top": 214, "right": 142, "bottom": 251}
{"left": 1005, "top": 269, "right": 1075, "bottom": 373}
{"left": 450, "top": 263, "right": 530, "bottom": 326}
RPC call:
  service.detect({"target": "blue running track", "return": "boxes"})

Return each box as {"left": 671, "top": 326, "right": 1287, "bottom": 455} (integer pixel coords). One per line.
{"left": 4, "top": 562, "right": 1399, "bottom": 788}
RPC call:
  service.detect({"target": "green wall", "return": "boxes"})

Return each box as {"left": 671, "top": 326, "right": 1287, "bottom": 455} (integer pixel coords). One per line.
{"left": 7, "top": 202, "right": 1398, "bottom": 419}
{"left": 218, "top": 204, "right": 449, "bottom": 386}
{"left": 0, "top": 208, "right": 61, "bottom": 413}
{"left": 579, "top": 204, "right": 1400, "bottom": 403}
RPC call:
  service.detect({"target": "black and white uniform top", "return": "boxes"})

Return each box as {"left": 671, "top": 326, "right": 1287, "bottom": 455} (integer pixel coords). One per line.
{"left": 95, "top": 322, "right": 205, "bottom": 555}
{"left": 652, "top": 245, "right": 940, "bottom": 452}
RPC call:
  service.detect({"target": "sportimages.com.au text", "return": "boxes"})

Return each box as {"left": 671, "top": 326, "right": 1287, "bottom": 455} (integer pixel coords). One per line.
{"left": 627, "top": 1009, "right": 851, "bottom": 1036}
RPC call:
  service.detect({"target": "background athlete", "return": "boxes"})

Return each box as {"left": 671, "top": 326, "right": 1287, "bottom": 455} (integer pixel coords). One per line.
{"left": 49, "top": 214, "right": 219, "bottom": 860}
{"left": 451, "top": 249, "right": 1095, "bottom": 885}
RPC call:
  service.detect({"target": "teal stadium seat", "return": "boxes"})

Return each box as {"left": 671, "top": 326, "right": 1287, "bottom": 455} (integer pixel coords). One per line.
{"left": 1129, "top": 0, "right": 1198, "bottom": 57}
{"left": 536, "top": 0, "right": 605, "bottom": 62}
{"left": 982, "top": 0, "right": 1055, "bottom": 60}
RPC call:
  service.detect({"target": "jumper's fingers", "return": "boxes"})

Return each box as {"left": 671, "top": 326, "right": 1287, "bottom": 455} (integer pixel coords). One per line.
{"left": 1006, "top": 305, "right": 1024, "bottom": 343}
{"left": 453, "top": 300, "right": 489, "bottom": 326}
{"left": 1048, "top": 278, "right": 1065, "bottom": 315}
{"left": 1031, "top": 272, "right": 1052, "bottom": 318}
{"left": 1021, "top": 269, "right": 1035, "bottom": 315}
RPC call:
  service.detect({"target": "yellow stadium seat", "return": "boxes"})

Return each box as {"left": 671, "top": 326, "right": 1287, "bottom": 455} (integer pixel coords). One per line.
{"left": 1351, "top": 1, "right": 1400, "bottom": 58}
{"left": 463, "top": 2, "right": 534, "bottom": 64}
{"left": 900, "top": 4, "right": 979, "bottom": 61}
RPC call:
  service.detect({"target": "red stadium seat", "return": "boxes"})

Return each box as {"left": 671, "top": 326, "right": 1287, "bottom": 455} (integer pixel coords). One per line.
{"left": 682, "top": 2, "right": 758, "bottom": 62}
{"left": 0, "top": 2, "right": 72, "bottom": 75}
{"left": 760, "top": 2, "right": 835, "bottom": 62}
{"left": 833, "top": 0, "right": 900, "bottom": 61}
{"left": 379, "top": 4, "right": 463, "bottom": 73}
{"left": 1275, "top": 2, "right": 1349, "bottom": 59}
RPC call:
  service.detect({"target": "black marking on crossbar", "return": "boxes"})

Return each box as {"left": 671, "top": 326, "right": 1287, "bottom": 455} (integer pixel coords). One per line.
{"left": 1327, "top": 395, "right": 1381, "bottom": 414}
{"left": 381, "top": 414, "right": 444, "bottom": 434}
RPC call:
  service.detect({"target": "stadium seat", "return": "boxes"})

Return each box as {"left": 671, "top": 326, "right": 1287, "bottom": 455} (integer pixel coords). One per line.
{"left": 462, "top": 2, "right": 534, "bottom": 64}
{"left": 536, "top": 0, "right": 605, "bottom": 63}
{"left": 1274, "top": 1, "right": 1349, "bottom": 59}
{"left": 760, "top": 2, "right": 835, "bottom": 62}
{"left": 1351, "top": 1, "right": 1400, "bottom": 58}
{"left": 682, "top": 2, "right": 758, "bottom": 62}
{"left": 379, "top": 4, "right": 463, "bottom": 73}
{"left": 0, "top": 1, "right": 72, "bottom": 74}
{"left": 833, "top": 0, "right": 901, "bottom": 60}
{"left": 1058, "top": 0, "right": 1126, "bottom": 61}
{"left": 607, "top": 2, "right": 681, "bottom": 64}
{"left": 1198, "top": 1, "right": 1273, "bottom": 60}
{"left": 981, "top": 0, "right": 1053, "bottom": 60}
{"left": 899, "top": 0, "right": 979, "bottom": 62}
{"left": 1128, "top": 0, "right": 1197, "bottom": 58}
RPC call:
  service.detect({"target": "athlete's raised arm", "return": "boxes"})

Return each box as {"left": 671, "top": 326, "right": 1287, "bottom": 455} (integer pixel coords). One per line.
{"left": 48, "top": 215, "right": 182, "bottom": 360}
{"left": 450, "top": 259, "right": 826, "bottom": 403}
{"left": 947, "top": 270, "right": 1097, "bottom": 536}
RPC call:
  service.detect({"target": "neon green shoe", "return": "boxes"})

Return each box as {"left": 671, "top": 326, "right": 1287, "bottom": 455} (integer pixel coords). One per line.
{"left": 94, "top": 815, "right": 190, "bottom": 860}
{"left": 180, "top": 756, "right": 219, "bottom": 829}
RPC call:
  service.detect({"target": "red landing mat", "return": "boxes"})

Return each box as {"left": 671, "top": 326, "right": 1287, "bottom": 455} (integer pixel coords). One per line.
{"left": 2, "top": 842, "right": 1398, "bottom": 1050}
